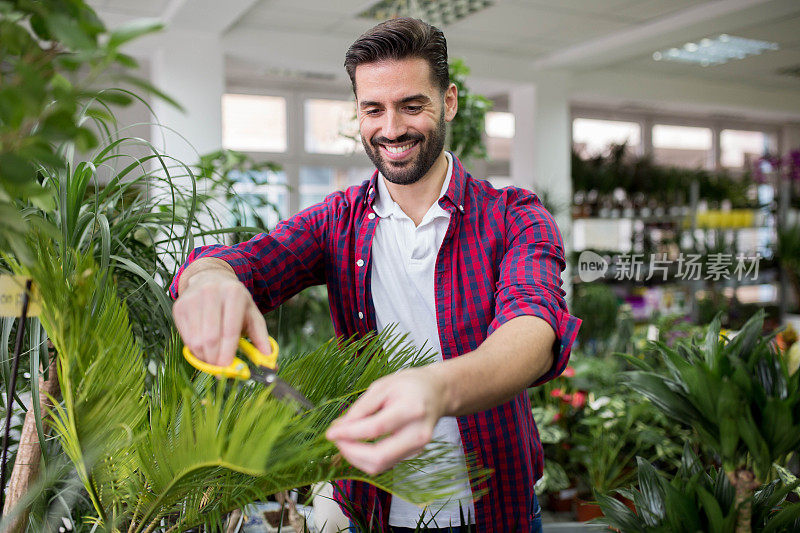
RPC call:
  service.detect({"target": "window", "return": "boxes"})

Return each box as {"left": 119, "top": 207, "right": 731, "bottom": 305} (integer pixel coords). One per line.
{"left": 222, "top": 94, "right": 287, "bottom": 152}
{"left": 572, "top": 118, "right": 641, "bottom": 158}
{"left": 485, "top": 111, "right": 514, "bottom": 162}
{"left": 304, "top": 99, "right": 361, "bottom": 154}
{"left": 721, "top": 129, "right": 772, "bottom": 169}
{"left": 299, "top": 166, "right": 373, "bottom": 211}
{"left": 652, "top": 124, "right": 712, "bottom": 169}
{"left": 229, "top": 169, "right": 288, "bottom": 229}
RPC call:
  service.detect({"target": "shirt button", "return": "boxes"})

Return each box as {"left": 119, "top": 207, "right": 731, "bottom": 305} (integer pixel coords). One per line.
{"left": 356, "top": 259, "right": 364, "bottom": 267}
{"left": 458, "top": 204, "right": 464, "bottom": 212}
{"left": 368, "top": 187, "right": 374, "bottom": 196}
{"left": 358, "top": 312, "right": 364, "bottom": 319}
{"left": 368, "top": 213, "right": 376, "bottom": 220}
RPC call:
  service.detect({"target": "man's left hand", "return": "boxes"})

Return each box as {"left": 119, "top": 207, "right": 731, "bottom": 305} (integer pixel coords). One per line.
{"left": 325, "top": 366, "right": 447, "bottom": 475}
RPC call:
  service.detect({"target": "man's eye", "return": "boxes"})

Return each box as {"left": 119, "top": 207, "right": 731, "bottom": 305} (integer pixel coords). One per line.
{"left": 405, "top": 106, "right": 423, "bottom": 113}
{"left": 364, "top": 109, "right": 380, "bottom": 116}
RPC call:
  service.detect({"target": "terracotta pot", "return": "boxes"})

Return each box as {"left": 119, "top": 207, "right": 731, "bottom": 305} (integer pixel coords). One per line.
{"left": 547, "top": 488, "right": 578, "bottom": 513}
{"left": 576, "top": 499, "right": 604, "bottom": 521}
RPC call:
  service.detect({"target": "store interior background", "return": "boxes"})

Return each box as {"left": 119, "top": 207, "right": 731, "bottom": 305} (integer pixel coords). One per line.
{"left": 87, "top": 0, "right": 800, "bottom": 325}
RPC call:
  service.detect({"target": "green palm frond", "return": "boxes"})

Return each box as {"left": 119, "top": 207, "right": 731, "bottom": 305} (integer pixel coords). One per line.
{"left": 14, "top": 242, "right": 488, "bottom": 532}
{"left": 19, "top": 242, "right": 146, "bottom": 525}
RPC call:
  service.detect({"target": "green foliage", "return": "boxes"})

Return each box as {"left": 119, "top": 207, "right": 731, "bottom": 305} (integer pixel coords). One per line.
{"left": 194, "top": 149, "right": 285, "bottom": 241}
{"left": 572, "top": 144, "right": 755, "bottom": 207}
{"left": 623, "top": 311, "right": 800, "bottom": 481}
{"left": 448, "top": 58, "right": 492, "bottom": 167}
{"left": 575, "top": 400, "right": 671, "bottom": 495}
{"left": 778, "top": 224, "right": 800, "bottom": 274}
{"left": 267, "top": 286, "right": 335, "bottom": 357}
{"left": 0, "top": 0, "right": 169, "bottom": 263}
{"left": 778, "top": 224, "right": 800, "bottom": 312}
{"left": 530, "top": 342, "right": 687, "bottom": 499}
{"left": 7, "top": 243, "right": 486, "bottom": 531}
{"left": 596, "top": 446, "right": 800, "bottom": 532}
{"left": 571, "top": 282, "right": 620, "bottom": 349}
{"left": 531, "top": 406, "right": 570, "bottom": 494}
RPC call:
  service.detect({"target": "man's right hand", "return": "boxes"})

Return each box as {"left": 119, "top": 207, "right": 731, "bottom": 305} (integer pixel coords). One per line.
{"left": 172, "top": 258, "right": 271, "bottom": 367}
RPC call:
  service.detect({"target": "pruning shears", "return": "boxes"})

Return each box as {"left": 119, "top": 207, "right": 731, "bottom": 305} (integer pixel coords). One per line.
{"left": 183, "top": 337, "right": 314, "bottom": 411}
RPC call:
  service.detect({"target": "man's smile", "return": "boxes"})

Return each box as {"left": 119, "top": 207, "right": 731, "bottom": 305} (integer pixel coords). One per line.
{"left": 378, "top": 140, "right": 420, "bottom": 161}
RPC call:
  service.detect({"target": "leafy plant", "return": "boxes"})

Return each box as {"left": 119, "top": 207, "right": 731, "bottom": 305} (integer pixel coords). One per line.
{"left": 624, "top": 311, "right": 800, "bottom": 481}
{"left": 571, "top": 282, "right": 620, "bottom": 351}
{"left": 447, "top": 58, "right": 492, "bottom": 167}
{"left": 621, "top": 311, "right": 800, "bottom": 531}
{"left": 531, "top": 406, "right": 570, "bottom": 495}
{"left": 778, "top": 224, "right": 800, "bottom": 313}
{"left": 597, "top": 446, "right": 800, "bottom": 532}
{"left": 0, "top": 0, "right": 173, "bottom": 264}
{"left": 4, "top": 242, "right": 486, "bottom": 532}
{"left": 572, "top": 144, "right": 755, "bottom": 209}
{"left": 194, "top": 149, "right": 285, "bottom": 242}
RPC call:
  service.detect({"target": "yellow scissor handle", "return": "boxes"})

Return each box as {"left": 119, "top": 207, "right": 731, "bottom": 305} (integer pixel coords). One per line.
{"left": 182, "top": 337, "right": 279, "bottom": 380}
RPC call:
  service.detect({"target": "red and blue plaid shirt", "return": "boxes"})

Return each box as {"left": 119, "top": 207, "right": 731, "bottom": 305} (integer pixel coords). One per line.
{"left": 170, "top": 154, "right": 580, "bottom": 532}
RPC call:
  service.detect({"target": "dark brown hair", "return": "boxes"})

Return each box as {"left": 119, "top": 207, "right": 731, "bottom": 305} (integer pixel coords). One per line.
{"left": 344, "top": 17, "right": 449, "bottom": 94}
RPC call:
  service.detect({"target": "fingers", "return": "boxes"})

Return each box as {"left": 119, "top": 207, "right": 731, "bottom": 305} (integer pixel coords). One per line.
{"left": 333, "top": 423, "right": 432, "bottom": 475}
{"left": 218, "top": 294, "right": 246, "bottom": 367}
{"left": 244, "top": 305, "right": 271, "bottom": 356}
{"left": 173, "top": 272, "right": 263, "bottom": 367}
{"left": 327, "top": 399, "right": 422, "bottom": 442}
{"left": 338, "top": 379, "right": 391, "bottom": 422}
{"left": 199, "top": 286, "right": 225, "bottom": 365}
{"left": 326, "top": 384, "right": 387, "bottom": 440}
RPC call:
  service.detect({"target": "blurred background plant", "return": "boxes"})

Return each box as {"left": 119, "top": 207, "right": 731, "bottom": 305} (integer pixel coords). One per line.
{"left": 594, "top": 311, "right": 800, "bottom": 532}
{"left": 0, "top": 0, "right": 179, "bottom": 265}
{"left": 777, "top": 223, "right": 800, "bottom": 314}
{"left": 447, "top": 58, "right": 492, "bottom": 168}
{"left": 193, "top": 148, "right": 285, "bottom": 243}
{"left": 572, "top": 143, "right": 756, "bottom": 214}
{"left": 570, "top": 282, "right": 621, "bottom": 355}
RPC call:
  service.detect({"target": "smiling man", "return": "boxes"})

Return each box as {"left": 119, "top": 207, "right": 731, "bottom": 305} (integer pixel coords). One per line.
{"left": 171, "top": 17, "right": 580, "bottom": 533}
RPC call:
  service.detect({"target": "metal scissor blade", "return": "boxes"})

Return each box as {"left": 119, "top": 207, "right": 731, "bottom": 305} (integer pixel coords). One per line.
{"left": 251, "top": 369, "right": 315, "bottom": 411}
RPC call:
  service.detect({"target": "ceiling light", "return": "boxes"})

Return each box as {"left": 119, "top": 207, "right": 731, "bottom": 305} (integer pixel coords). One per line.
{"left": 652, "top": 34, "right": 779, "bottom": 67}
{"left": 359, "top": 0, "right": 494, "bottom": 27}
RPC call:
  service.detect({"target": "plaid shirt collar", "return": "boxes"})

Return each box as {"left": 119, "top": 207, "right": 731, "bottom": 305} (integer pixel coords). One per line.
{"left": 365, "top": 151, "right": 466, "bottom": 215}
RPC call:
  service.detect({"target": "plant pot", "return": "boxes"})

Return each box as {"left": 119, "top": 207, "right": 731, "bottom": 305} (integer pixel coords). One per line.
{"left": 576, "top": 499, "right": 604, "bottom": 521}
{"left": 547, "top": 487, "right": 578, "bottom": 514}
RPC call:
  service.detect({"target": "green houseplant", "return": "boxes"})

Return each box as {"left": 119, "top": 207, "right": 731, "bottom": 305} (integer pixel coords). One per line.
{"left": 447, "top": 58, "right": 492, "bottom": 167}
{"left": 604, "top": 312, "right": 800, "bottom": 532}
{"left": 597, "top": 445, "right": 800, "bottom": 532}
{"left": 3, "top": 242, "right": 482, "bottom": 532}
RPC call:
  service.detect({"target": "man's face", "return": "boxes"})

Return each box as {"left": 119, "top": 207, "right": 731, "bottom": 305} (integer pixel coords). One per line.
{"left": 355, "top": 57, "right": 457, "bottom": 185}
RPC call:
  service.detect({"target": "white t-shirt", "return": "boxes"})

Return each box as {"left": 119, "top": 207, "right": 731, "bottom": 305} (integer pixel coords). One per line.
{"left": 370, "top": 152, "right": 476, "bottom": 527}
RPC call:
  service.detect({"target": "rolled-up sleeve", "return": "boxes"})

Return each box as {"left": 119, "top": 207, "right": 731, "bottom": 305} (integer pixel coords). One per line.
{"left": 169, "top": 196, "right": 336, "bottom": 312}
{"left": 489, "top": 193, "right": 581, "bottom": 387}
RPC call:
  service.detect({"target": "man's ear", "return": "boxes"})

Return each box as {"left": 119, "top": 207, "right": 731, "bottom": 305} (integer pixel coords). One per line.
{"left": 444, "top": 82, "right": 458, "bottom": 122}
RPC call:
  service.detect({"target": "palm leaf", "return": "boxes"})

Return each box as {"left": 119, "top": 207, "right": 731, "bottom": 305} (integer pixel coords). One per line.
{"left": 15, "top": 243, "right": 487, "bottom": 532}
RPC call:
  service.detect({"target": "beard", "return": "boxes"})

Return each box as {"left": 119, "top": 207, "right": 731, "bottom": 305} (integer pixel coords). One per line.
{"left": 362, "top": 109, "right": 446, "bottom": 186}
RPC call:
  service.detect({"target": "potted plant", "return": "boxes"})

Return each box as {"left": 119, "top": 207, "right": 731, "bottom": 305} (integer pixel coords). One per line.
{"left": 610, "top": 311, "right": 800, "bottom": 532}
{"left": 1, "top": 2, "right": 492, "bottom": 529}
{"left": 598, "top": 444, "right": 800, "bottom": 532}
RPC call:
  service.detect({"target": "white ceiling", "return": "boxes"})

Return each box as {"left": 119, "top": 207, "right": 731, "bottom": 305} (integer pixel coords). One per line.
{"left": 90, "top": 0, "right": 800, "bottom": 120}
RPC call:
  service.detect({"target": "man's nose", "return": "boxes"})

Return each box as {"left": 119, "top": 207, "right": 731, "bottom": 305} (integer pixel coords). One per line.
{"left": 382, "top": 110, "right": 407, "bottom": 141}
